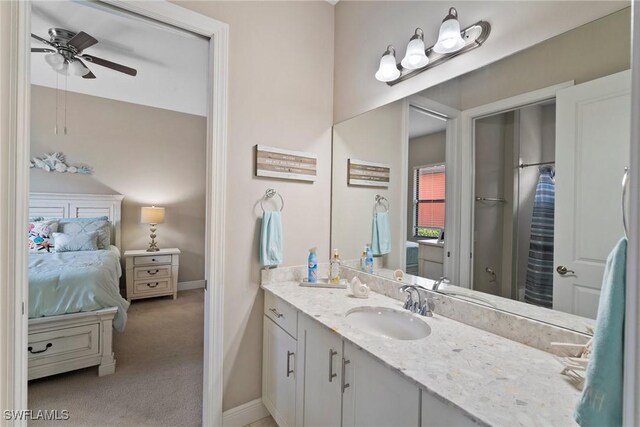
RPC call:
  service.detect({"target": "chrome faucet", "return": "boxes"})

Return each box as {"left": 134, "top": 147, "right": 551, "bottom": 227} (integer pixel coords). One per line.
{"left": 432, "top": 276, "right": 449, "bottom": 291}
{"left": 399, "top": 285, "right": 434, "bottom": 317}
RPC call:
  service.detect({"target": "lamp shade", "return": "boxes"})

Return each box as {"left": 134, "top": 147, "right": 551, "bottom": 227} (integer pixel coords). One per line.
{"left": 433, "top": 8, "right": 466, "bottom": 54}
{"left": 401, "top": 29, "right": 429, "bottom": 70}
{"left": 141, "top": 206, "right": 165, "bottom": 224}
{"left": 375, "top": 45, "right": 400, "bottom": 82}
{"left": 68, "top": 60, "right": 90, "bottom": 76}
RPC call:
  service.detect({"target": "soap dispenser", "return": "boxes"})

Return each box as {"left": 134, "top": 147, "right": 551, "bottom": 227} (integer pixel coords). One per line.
{"left": 365, "top": 244, "right": 374, "bottom": 273}
{"left": 329, "top": 249, "right": 341, "bottom": 284}
{"left": 359, "top": 247, "right": 367, "bottom": 272}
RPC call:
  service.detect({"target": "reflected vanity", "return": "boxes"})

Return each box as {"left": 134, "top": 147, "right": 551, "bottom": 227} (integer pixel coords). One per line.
{"left": 331, "top": 7, "right": 632, "bottom": 337}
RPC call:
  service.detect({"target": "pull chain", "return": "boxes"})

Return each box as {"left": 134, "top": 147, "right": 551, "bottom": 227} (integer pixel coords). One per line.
{"left": 64, "top": 73, "right": 68, "bottom": 135}
{"left": 54, "top": 72, "right": 59, "bottom": 135}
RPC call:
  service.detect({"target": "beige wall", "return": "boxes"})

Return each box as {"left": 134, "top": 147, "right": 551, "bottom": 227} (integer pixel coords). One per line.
{"left": 420, "top": 8, "right": 631, "bottom": 111}
{"left": 333, "top": 1, "right": 627, "bottom": 123}
{"left": 176, "top": 1, "right": 335, "bottom": 411}
{"left": 406, "top": 132, "right": 446, "bottom": 240}
{"left": 332, "top": 100, "right": 404, "bottom": 269}
{"left": 30, "top": 85, "right": 206, "bottom": 284}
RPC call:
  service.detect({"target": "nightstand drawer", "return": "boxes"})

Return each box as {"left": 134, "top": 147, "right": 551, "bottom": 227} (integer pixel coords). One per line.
{"left": 28, "top": 324, "right": 100, "bottom": 366}
{"left": 134, "top": 254, "right": 172, "bottom": 266}
{"left": 133, "top": 279, "right": 171, "bottom": 295}
{"left": 134, "top": 266, "right": 172, "bottom": 280}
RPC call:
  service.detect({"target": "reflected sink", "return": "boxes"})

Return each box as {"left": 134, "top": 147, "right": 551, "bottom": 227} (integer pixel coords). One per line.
{"left": 345, "top": 307, "right": 431, "bottom": 340}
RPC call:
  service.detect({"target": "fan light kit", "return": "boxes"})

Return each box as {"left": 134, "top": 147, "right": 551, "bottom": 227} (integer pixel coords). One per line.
{"left": 375, "top": 7, "right": 491, "bottom": 85}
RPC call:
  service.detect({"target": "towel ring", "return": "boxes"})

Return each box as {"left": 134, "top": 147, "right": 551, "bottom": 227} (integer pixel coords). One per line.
{"left": 261, "top": 188, "right": 284, "bottom": 212}
{"left": 622, "top": 167, "right": 629, "bottom": 239}
{"left": 374, "top": 195, "right": 389, "bottom": 213}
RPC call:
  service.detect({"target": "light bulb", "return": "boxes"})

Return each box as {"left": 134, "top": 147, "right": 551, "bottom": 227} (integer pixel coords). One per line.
{"left": 375, "top": 45, "right": 400, "bottom": 83}
{"left": 68, "top": 60, "right": 90, "bottom": 76}
{"left": 433, "top": 7, "right": 466, "bottom": 54}
{"left": 401, "top": 28, "right": 429, "bottom": 70}
{"left": 44, "top": 52, "right": 64, "bottom": 68}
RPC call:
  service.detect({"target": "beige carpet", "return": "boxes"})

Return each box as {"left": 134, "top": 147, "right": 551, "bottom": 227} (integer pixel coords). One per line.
{"left": 28, "top": 289, "right": 204, "bottom": 427}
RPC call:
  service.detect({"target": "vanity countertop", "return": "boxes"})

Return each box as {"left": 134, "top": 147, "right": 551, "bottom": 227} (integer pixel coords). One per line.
{"left": 261, "top": 280, "right": 581, "bottom": 427}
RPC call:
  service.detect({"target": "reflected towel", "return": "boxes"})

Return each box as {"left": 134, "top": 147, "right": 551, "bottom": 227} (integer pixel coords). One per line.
{"left": 260, "top": 211, "right": 283, "bottom": 267}
{"left": 574, "top": 238, "right": 627, "bottom": 427}
{"left": 371, "top": 211, "right": 391, "bottom": 256}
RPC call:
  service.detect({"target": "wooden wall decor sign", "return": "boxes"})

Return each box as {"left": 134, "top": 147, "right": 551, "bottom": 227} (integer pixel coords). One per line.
{"left": 255, "top": 145, "right": 317, "bottom": 182}
{"left": 348, "top": 159, "right": 390, "bottom": 187}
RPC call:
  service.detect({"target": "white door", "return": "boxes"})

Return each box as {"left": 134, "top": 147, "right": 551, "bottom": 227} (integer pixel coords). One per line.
{"left": 299, "top": 315, "right": 343, "bottom": 427}
{"left": 262, "top": 316, "right": 297, "bottom": 427}
{"left": 342, "top": 341, "right": 419, "bottom": 427}
{"left": 554, "top": 70, "right": 631, "bottom": 317}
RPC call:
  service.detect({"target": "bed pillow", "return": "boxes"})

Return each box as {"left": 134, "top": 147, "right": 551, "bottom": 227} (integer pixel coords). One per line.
{"left": 58, "top": 218, "right": 111, "bottom": 249}
{"left": 28, "top": 220, "right": 58, "bottom": 253}
{"left": 53, "top": 231, "right": 99, "bottom": 252}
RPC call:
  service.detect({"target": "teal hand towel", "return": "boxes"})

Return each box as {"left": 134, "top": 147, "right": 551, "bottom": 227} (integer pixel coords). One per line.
{"left": 574, "top": 238, "right": 627, "bottom": 427}
{"left": 260, "top": 211, "right": 283, "bottom": 267}
{"left": 371, "top": 211, "right": 391, "bottom": 256}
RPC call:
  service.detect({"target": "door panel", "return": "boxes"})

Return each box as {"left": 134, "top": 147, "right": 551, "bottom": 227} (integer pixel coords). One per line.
{"left": 554, "top": 70, "right": 631, "bottom": 317}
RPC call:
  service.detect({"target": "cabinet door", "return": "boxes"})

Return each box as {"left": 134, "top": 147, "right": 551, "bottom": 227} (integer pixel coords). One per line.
{"left": 342, "top": 341, "right": 419, "bottom": 427}
{"left": 421, "top": 390, "right": 479, "bottom": 427}
{"left": 299, "top": 314, "right": 343, "bottom": 427}
{"left": 263, "top": 316, "right": 297, "bottom": 427}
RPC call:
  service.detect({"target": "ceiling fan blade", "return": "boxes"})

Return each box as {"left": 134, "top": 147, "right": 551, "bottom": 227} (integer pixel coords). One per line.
{"left": 80, "top": 54, "right": 137, "bottom": 76}
{"left": 75, "top": 59, "right": 96, "bottom": 79}
{"left": 67, "top": 31, "right": 98, "bottom": 52}
{"left": 31, "top": 48, "right": 56, "bottom": 53}
{"left": 31, "top": 33, "right": 54, "bottom": 46}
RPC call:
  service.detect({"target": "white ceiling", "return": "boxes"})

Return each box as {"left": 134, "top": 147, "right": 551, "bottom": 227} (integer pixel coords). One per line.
{"left": 409, "top": 108, "right": 446, "bottom": 139}
{"left": 30, "top": 1, "right": 209, "bottom": 116}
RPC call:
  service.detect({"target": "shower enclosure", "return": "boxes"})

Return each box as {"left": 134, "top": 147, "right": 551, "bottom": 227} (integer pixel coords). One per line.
{"left": 472, "top": 102, "right": 556, "bottom": 303}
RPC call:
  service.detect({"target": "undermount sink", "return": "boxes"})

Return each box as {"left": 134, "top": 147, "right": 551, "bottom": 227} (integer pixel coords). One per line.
{"left": 345, "top": 307, "right": 431, "bottom": 340}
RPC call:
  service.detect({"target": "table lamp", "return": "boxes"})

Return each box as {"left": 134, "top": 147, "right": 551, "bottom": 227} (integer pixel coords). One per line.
{"left": 140, "top": 206, "right": 165, "bottom": 252}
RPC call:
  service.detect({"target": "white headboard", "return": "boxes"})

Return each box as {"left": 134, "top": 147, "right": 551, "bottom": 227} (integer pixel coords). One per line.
{"left": 29, "top": 192, "right": 124, "bottom": 251}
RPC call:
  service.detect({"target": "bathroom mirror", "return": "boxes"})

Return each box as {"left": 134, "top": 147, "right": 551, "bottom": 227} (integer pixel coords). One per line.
{"left": 331, "top": 8, "right": 631, "bottom": 334}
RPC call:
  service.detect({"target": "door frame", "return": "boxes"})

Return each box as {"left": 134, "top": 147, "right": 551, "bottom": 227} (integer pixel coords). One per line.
{"left": 405, "top": 95, "right": 460, "bottom": 282}
{"left": 0, "top": 1, "right": 228, "bottom": 426}
{"left": 456, "top": 81, "right": 574, "bottom": 289}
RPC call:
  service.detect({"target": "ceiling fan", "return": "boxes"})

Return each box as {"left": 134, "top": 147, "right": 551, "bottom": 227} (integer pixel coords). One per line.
{"left": 31, "top": 28, "right": 137, "bottom": 79}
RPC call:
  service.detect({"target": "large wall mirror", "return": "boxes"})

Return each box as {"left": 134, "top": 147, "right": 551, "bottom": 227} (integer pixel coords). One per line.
{"left": 331, "top": 8, "right": 631, "bottom": 335}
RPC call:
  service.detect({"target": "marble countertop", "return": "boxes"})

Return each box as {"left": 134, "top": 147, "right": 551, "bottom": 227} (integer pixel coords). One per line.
{"left": 262, "top": 280, "right": 581, "bottom": 427}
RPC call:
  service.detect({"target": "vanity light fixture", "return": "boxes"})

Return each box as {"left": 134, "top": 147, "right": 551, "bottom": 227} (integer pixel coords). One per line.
{"left": 374, "top": 7, "right": 491, "bottom": 86}
{"left": 401, "top": 28, "right": 429, "bottom": 70}
{"left": 433, "top": 8, "right": 466, "bottom": 54}
{"left": 375, "top": 45, "right": 401, "bottom": 83}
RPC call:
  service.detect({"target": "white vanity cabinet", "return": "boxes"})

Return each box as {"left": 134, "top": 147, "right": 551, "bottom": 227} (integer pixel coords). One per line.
{"left": 421, "top": 391, "right": 480, "bottom": 427}
{"left": 342, "top": 340, "right": 420, "bottom": 427}
{"left": 263, "top": 293, "right": 298, "bottom": 427}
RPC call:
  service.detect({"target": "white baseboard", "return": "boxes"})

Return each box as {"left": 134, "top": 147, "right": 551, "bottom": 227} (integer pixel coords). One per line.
{"left": 222, "top": 398, "right": 269, "bottom": 427}
{"left": 177, "top": 279, "right": 206, "bottom": 291}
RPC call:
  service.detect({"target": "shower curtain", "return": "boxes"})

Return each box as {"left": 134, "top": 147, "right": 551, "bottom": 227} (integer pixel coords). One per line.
{"left": 524, "top": 166, "right": 555, "bottom": 308}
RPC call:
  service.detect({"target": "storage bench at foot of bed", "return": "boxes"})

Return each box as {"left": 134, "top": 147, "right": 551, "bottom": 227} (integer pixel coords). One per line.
{"left": 27, "top": 307, "right": 118, "bottom": 380}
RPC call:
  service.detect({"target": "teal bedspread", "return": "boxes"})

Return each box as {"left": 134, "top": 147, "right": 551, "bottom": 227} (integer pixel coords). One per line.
{"left": 29, "top": 247, "right": 129, "bottom": 331}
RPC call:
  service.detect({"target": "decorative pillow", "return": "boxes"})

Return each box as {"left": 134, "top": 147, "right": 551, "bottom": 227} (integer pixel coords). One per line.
{"left": 53, "top": 231, "right": 99, "bottom": 252}
{"left": 28, "top": 220, "right": 58, "bottom": 253}
{"left": 58, "top": 218, "right": 111, "bottom": 249}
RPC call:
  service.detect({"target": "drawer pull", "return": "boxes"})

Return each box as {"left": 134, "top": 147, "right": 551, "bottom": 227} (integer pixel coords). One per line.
{"left": 286, "top": 351, "right": 295, "bottom": 377}
{"left": 269, "top": 308, "right": 284, "bottom": 318}
{"left": 152, "top": 258, "right": 156, "bottom": 262}
{"left": 28, "top": 343, "right": 52, "bottom": 354}
{"left": 147, "top": 269, "right": 160, "bottom": 275}
{"left": 147, "top": 282, "right": 159, "bottom": 288}
{"left": 328, "top": 349, "right": 338, "bottom": 382}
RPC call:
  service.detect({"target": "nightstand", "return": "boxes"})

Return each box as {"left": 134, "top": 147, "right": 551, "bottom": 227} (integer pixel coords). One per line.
{"left": 124, "top": 248, "right": 180, "bottom": 302}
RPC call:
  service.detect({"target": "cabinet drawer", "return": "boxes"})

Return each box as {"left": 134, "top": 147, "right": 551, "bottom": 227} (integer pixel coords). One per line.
{"left": 134, "top": 265, "right": 171, "bottom": 280}
{"left": 28, "top": 324, "right": 100, "bottom": 366}
{"left": 133, "top": 254, "right": 172, "bottom": 266}
{"left": 133, "top": 279, "right": 171, "bottom": 295}
{"left": 265, "top": 292, "right": 297, "bottom": 337}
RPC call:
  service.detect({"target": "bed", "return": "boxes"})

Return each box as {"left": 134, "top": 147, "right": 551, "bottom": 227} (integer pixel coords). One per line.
{"left": 27, "top": 192, "right": 127, "bottom": 380}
